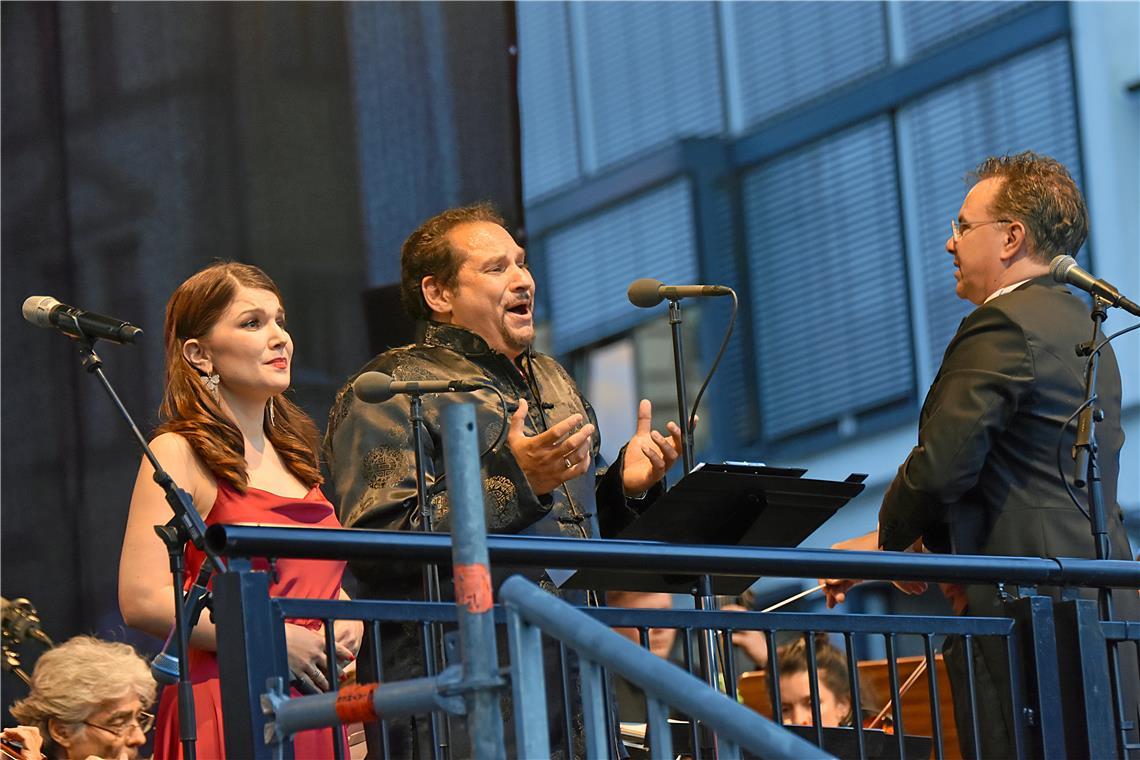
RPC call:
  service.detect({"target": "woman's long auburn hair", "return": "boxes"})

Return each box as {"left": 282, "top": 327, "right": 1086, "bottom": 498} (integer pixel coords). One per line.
{"left": 157, "top": 262, "right": 322, "bottom": 491}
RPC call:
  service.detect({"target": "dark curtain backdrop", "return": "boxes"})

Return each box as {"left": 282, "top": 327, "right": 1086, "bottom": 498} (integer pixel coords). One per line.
{"left": 1, "top": 0, "right": 521, "bottom": 704}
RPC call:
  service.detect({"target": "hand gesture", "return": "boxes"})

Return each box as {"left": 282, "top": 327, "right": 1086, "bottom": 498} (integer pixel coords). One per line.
{"left": 621, "top": 400, "right": 683, "bottom": 496}
{"left": 334, "top": 618, "right": 363, "bottom": 663}
{"left": 507, "top": 398, "right": 595, "bottom": 495}
{"left": 820, "top": 530, "right": 928, "bottom": 608}
{"left": 721, "top": 603, "right": 769, "bottom": 669}
{"left": 285, "top": 622, "right": 353, "bottom": 693}
{"left": 1, "top": 726, "right": 43, "bottom": 760}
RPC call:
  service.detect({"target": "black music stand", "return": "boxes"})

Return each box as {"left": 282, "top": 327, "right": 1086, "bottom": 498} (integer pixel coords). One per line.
{"left": 555, "top": 463, "right": 867, "bottom": 594}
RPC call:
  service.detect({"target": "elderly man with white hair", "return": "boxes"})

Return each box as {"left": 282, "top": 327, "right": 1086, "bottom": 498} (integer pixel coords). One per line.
{"left": 3, "top": 636, "right": 155, "bottom": 760}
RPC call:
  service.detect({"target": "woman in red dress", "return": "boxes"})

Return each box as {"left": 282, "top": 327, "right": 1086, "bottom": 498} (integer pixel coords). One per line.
{"left": 119, "top": 262, "right": 362, "bottom": 758}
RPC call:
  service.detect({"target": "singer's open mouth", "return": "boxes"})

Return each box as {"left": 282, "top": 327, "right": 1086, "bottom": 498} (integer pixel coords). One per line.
{"left": 507, "top": 303, "right": 531, "bottom": 317}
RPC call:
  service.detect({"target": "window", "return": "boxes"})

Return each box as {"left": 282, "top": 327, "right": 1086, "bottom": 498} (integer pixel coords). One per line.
{"left": 742, "top": 117, "right": 913, "bottom": 440}
{"left": 542, "top": 179, "right": 698, "bottom": 353}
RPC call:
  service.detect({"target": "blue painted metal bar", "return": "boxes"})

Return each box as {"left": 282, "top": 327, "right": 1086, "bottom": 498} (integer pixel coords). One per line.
{"left": 499, "top": 575, "right": 833, "bottom": 759}
{"left": 841, "top": 631, "right": 866, "bottom": 760}
{"left": 806, "top": 631, "right": 824, "bottom": 747}
{"left": 884, "top": 634, "right": 904, "bottom": 760}
{"left": 1009, "top": 595, "right": 1065, "bottom": 757}
{"left": 265, "top": 668, "right": 465, "bottom": 742}
{"left": 1053, "top": 598, "right": 1119, "bottom": 758}
{"left": 440, "top": 403, "right": 506, "bottom": 759}
{"left": 645, "top": 695, "right": 672, "bottom": 760}
{"left": 579, "top": 657, "right": 609, "bottom": 758}
{"left": 214, "top": 561, "right": 291, "bottom": 759}
{"left": 923, "top": 635, "right": 943, "bottom": 760}
{"left": 323, "top": 621, "right": 346, "bottom": 760}
{"left": 1002, "top": 629, "right": 1028, "bottom": 759}
{"left": 504, "top": 605, "right": 549, "bottom": 758}
{"left": 206, "top": 525, "right": 1140, "bottom": 589}
{"left": 962, "top": 636, "right": 982, "bottom": 760}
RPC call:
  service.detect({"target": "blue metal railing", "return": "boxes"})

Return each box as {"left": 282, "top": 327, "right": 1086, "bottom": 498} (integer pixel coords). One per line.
{"left": 499, "top": 573, "right": 830, "bottom": 760}
{"left": 207, "top": 403, "right": 1140, "bottom": 759}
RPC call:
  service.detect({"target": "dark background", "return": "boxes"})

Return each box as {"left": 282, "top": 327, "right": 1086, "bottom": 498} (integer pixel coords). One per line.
{"left": 2, "top": 0, "right": 522, "bottom": 704}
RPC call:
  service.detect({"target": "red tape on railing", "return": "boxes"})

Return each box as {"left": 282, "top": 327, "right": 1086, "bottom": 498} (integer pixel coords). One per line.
{"left": 335, "top": 682, "right": 379, "bottom": 724}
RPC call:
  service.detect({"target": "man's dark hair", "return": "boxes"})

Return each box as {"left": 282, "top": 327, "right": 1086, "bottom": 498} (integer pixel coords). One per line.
{"left": 970, "top": 151, "right": 1088, "bottom": 263}
{"left": 400, "top": 202, "right": 506, "bottom": 320}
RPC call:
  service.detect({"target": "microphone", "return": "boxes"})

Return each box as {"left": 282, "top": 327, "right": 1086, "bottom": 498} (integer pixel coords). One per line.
{"left": 1050, "top": 256, "right": 1140, "bottom": 317}
{"left": 1, "top": 597, "right": 53, "bottom": 648}
{"left": 352, "top": 371, "right": 485, "bottom": 404}
{"left": 627, "top": 278, "right": 733, "bottom": 308}
{"left": 22, "top": 295, "right": 144, "bottom": 344}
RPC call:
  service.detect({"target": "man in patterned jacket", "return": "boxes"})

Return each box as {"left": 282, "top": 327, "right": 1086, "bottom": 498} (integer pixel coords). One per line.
{"left": 325, "top": 202, "right": 682, "bottom": 758}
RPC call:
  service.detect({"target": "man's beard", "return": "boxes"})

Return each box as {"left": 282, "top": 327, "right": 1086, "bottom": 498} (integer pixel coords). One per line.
{"left": 500, "top": 321, "right": 534, "bottom": 355}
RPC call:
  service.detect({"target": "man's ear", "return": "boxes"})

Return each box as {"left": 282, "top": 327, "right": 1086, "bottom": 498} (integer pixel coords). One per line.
{"left": 1001, "top": 220, "right": 1029, "bottom": 263}
{"left": 420, "top": 275, "right": 453, "bottom": 319}
{"left": 47, "top": 717, "right": 73, "bottom": 748}
{"left": 182, "top": 338, "right": 212, "bottom": 376}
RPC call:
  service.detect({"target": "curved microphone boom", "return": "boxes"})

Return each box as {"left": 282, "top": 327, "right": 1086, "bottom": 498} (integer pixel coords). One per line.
{"left": 627, "top": 278, "right": 733, "bottom": 308}
{"left": 22, "top": 295, "right": 143, "bottom": 344}
{"left": 1050, "top": 256, "right": 1140, "bottom": 317}
{"left": 352, "top": 371, "right": 484, "bottom": 404}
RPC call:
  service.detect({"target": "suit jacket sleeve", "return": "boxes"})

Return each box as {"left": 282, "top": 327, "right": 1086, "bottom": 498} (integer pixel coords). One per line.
{"left": 878, "top": 305, "right": 1034, "bottom": 551}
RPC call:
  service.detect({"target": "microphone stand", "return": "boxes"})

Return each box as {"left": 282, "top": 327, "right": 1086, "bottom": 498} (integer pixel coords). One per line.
{"left": 667, "top": 298, "right": 695, "bottom": 473}
{"left": 71, "top": 334, "right": 225, "bottom": 760}
{"left": 1071, "top": 296, "right": 1130, "bottom": 750}
{"left": 1073, "top": 296, "right": 1113, "bottom": 601}
{"left": 409, "top": 393, "right": 449, "bottom": 760}
{"left": 666, "top": 298, "right": 719, "bottom": 758}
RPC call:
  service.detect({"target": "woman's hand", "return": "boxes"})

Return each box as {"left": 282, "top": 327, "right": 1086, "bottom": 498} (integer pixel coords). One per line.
{"left": 285, "top": 623, "right": 351, "bottom": 692}
{"left": 334, "top": 618, "right": 363, "bottom": 664}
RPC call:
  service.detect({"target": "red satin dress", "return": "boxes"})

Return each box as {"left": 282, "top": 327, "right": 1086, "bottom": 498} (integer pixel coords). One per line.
{"left": 152, "top": 482, "right": 347, "bottom": 759}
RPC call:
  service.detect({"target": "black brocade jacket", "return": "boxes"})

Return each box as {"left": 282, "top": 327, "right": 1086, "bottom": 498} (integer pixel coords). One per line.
{"left": 323, "top": 321, "right": 661, "bottom": 600}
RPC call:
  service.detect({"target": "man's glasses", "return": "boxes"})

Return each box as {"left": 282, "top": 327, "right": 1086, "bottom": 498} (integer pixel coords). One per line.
{"left": 83, "top": 710, "right": 155, "bottom": 737}
{"left": 951, "top": 218, "right": 1010, "bottom": 242}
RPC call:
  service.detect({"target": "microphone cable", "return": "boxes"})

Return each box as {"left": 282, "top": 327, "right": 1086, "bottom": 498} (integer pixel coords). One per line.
{"left": 1053, "top": 319, "right": 1140, "bottom": 544}
{"left": 686, "top": 288, "right": 738, "bottom": 441}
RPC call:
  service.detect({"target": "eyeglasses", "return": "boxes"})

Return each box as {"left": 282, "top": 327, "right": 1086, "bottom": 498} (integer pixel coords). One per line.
{"left": 950, "top": 218, "right": 1011, "bottom": 242}
{"left": 83, "top": 710, "right": 155, "bottom": 737}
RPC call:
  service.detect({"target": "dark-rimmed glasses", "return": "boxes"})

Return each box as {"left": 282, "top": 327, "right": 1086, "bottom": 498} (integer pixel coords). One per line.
{"left": 951, "top": 218, "right": 1011, "bottom": 242}
{"left": 83, "top": 710, "right": 155, "bottom": 737}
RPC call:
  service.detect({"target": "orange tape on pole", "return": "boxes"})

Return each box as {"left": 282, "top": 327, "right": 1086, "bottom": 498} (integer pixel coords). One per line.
{"left": 454, "top": 563, "right": 493, "bottom": 614}
{"left": 335, "top": 682, "right": 379, "bottom": 724}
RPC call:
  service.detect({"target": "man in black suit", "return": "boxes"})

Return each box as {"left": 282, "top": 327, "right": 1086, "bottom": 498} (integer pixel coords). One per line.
{"left": 823, "top": 152, "right": 1137, "bottom": 757}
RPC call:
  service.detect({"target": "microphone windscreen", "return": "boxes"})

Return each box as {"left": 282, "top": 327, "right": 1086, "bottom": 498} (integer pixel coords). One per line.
{"left": 627, "top": 278, "right": 665, "bottom": 308}
{"left": 22, "top": 295, "right": 58, "bottom": 327}
{"left": 1050, "top": 255, "right": 1076, "bottom": 283}
{"left": 352, "top": 371, "right": 395, "bottom": 404}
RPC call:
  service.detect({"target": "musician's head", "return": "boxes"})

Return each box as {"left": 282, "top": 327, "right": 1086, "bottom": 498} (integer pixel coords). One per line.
{"left": 401, "top": 204, "right": 535, "bottom": 359}
{"left": 9, "top": 636, "right": 156, "bottom": 760}
{"left": 969, "top": 152, "right": 1087, "bottom": 264}
{"left": 606, "top": 591, "right": 678, "bottom": 660}
{"left": 776, "top": 635, "right": 853, "bottom": 727}
{"left": 947, "top": 152, "right": 1085, "bottom": 304}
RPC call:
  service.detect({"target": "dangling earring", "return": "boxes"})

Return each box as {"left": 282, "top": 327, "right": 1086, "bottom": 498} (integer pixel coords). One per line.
{"left": 267, "top": 397, "right": 276, "bottom": 428}
{"left": 201, "top": 372, "right": 220, "bottom": 402}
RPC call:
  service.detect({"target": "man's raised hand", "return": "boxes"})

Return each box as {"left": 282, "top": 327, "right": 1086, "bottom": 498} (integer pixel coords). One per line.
{"left": 507, "top": 397, "right": 595, "bottom": 495}
{"left": 621, "top": 399, "right": 683, "bottom": 496}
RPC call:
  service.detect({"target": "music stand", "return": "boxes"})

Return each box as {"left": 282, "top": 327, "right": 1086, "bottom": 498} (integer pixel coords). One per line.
{"left": 556, "top": 463, "right": 867, "bottom": 594}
